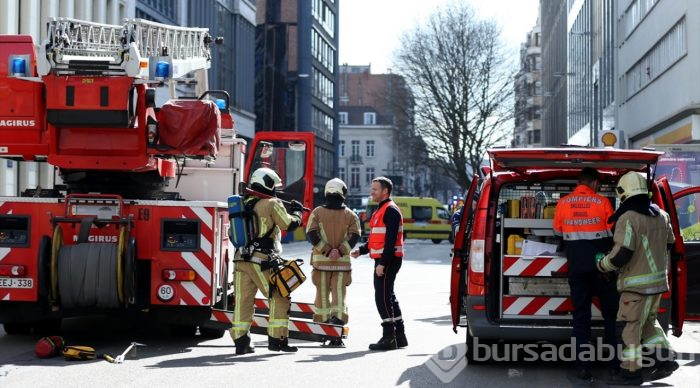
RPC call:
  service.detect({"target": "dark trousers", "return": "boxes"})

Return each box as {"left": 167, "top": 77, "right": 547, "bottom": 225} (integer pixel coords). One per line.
{"left": 374, "top": 259, "right": 403, "bottom": 327}
{"left": 568, "top": 271, "right": 619, "bottom": 369}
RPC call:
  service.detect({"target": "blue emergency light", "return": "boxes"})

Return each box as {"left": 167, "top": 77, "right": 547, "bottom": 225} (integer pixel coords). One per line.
{"left": 155, "top": 61, "right": 171, "bottom": 78}
{"left": 11, "top": 57, "right": 27, "bottom": 77}
{"left": 215, "top": 99, "right": 226, "bottom": 109}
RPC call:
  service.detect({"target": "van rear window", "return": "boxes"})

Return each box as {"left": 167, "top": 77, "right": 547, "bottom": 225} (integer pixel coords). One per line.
{"left": 412, "top": 206, "right": 433, "bottom": 221}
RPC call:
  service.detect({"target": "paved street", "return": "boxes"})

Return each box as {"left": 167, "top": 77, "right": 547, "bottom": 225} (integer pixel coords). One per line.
{"left": 1, "top": 240, "right": 699, "bottom": 388}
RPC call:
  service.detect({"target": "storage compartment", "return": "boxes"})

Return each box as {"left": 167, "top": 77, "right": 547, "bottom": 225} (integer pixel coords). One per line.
{"left": 496, "top": 181, "right": 616, "bottom": 320}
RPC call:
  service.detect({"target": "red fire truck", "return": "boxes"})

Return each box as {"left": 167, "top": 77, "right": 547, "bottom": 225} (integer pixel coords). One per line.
{"left": 0, "top": 17, "right": 344, "bottom": 343}
{"left": 450, "top": 148, "right": 694, "bottom": 361}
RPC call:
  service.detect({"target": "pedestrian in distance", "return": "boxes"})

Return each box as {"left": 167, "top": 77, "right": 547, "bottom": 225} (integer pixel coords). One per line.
{"left": 351, "top": 176, "right": 407, "bottom": 351}
{"left": 230, "top": 167, "right": 304, "bottom": 354}
{"left": 553, "top": 167, "right": 619, "bottom": 381}
{"left": 596, "top": 171, "right": 679, "bottom": 385}
{"left": 306, "top": 178, "right": 361, "bottom": 347}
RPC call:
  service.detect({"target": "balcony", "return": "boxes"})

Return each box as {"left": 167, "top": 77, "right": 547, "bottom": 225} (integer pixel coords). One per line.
{"left": 349, "top": 154, "right": 363, "bottom": 164}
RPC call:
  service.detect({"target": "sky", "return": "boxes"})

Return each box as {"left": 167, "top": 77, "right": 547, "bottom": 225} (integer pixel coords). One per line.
{"left": 339, "top": 0, "right": 540, "bottom": 73}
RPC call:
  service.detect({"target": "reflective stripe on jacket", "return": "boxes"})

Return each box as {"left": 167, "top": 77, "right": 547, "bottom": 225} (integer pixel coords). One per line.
{"left": 368, "top": 200, "right": 404, "bottom": 259}
{"left": 605, "top": 209, "right": 675, "bottom": 295}
{"left": 553, "top": 184, "right": 614, "bottom": 240}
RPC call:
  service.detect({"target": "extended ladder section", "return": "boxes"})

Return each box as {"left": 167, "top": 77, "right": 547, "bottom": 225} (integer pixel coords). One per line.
{"left": 39, "top": 17, "right": 214, "bottom": 79}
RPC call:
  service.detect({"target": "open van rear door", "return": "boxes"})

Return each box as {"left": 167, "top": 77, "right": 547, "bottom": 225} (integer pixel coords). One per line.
{"left": 657, "top": 177, "right": 688, "bottom": 336}
{"left": 450, "top": 176, "right": 479, "bottom": 332}
{"left": 671, "top": 185, "right": 700, "bottom": 322}
{"left": 244, "top": 132, "right": 315, "bottom": 223}
{"left": 488, "top": 148, "right": 663, "bottom": 174}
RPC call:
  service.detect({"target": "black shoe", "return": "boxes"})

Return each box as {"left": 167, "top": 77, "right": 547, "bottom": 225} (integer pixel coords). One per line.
{"left": 369, "top": 335, "right": 397, "bottom": 351}
{"left": 268, "top": 336, "right": 298, "bottom": 352}
{"left": 607, "top": 369, "right": 642, "bottom": 386}
{"left": 328, "top": 317, "right": 345, "bottom": 326}
{"left": 234, "top": 335, "right": 254, "bottom": 355}
{"left": 326, "top": 339, "right": 345, "bottom": 347}
{"left": 576, "top": 367, "right": 592, "bottom": 381}
{"left": 396, "top": 332, "right": 408, "bottom": 348}
{"left": 648, "top": 360, "right": 679, "bottom": 381}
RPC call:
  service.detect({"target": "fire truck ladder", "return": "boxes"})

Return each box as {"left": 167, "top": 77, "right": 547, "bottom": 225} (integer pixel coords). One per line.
{"left": 39, "top": 17, "right": 215, "bottom": 79}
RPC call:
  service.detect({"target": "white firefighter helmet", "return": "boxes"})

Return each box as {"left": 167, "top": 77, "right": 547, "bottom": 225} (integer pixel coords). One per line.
{"left": 616, "top": 171, "right": 648, "bottom": 202}
{"left": 325, "top": 178, "right": 347, "bottom": 198}
{"left": 250, "top": 167, "right": 282, "bottom": 191}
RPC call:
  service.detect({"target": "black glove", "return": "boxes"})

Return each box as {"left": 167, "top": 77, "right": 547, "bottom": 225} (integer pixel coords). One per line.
{"left": 290, "top": 199, "right": 304, "bottom": 213}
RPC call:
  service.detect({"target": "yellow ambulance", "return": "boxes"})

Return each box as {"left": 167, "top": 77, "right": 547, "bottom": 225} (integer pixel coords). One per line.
{"left": 366, "top": 196, "right": 452, "bottom": 244}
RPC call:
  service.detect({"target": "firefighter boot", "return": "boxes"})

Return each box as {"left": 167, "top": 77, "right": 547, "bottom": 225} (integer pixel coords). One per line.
{"left": 234, "top": 335, "right": 254, "bottom": 355}
{"left": 395, "top": 319, "right": 408, "bottom": 348}
{"left": 606, "top": 369, "right": 643, "bottom": 386}
{"left": 268, "top": 336, "right": 298, "bottom": 352}
{"left": 369, "top": 323, "right": 397, "bottom": 351}
{"left": 326, "top": 317, "right": 345, "bottom": 347}
{"left": 648, "top": 348, "right": 680, "bottom": 381}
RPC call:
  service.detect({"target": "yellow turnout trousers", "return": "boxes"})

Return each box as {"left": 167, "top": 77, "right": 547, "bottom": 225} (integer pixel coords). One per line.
{"left": 312, "top": 269, "right": 352, "bottom": 323}
{"left": 230, "top": 261, "right": 291, "bottom": 340}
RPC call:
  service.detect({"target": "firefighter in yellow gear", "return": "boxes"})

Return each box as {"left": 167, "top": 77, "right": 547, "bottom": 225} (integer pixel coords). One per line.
{"left": 306, "top": 178, "right": 361, "bottom": 347}
{"left": 230, "top": 167, "right": 303, "bottom": 354}
{"left": 596, "top": 171, "right": 679, "bottom": 385}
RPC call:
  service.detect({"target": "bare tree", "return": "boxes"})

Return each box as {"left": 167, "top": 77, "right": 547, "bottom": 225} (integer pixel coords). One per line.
{"left": 394, "top": 1, "right": 515, "bottom": 190}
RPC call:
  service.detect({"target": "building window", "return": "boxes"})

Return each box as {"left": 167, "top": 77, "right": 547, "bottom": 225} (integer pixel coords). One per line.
{"left": 625, "top": 17, "right": 686, "bottom": 100}
{"left": 366, "top": 140, "right": 375, "bottom": 157}
{"left": 350, "top": 167, "right": 360, "bottom": 188}
{"left": 339, "top": 112, "right": 348, "bottom": 125}
{"left": 363, "top": 112, "right": 376, "bottom": 125}
{"left": 366, "top": 167, "right": 375, "bottom": 184}
{"left": 339, "top": 140, "right": 345, "bottom": 157}
{"left": 339, "top": 167, "right": 345, "bottom": 182}
{"left": 351, "top": 140, "right": 360, "bottom": 156}
{"left": 534, "top": 81, "right": 541, "bottom": 96}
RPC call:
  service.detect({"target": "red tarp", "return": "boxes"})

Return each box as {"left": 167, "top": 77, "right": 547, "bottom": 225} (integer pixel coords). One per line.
{"left": 157, "top": 100, "right": 221, "bottom": 156}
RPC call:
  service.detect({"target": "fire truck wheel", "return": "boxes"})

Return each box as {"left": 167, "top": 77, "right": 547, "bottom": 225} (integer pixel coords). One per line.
{"left": 169, "top": 324, "right": 197, "bottom": 337}
{"left": 3, "top": 323, "right": 31, "bottom": 335}
{"left": 32, "top": 319, "right": 62, "bottom": 336}
{"left": 199, "top": 327, "right": 226, "bottom": 338}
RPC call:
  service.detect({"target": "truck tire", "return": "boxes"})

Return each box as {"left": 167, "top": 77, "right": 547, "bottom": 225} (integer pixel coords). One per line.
{"left": 431, "top": 239, "right": 442, "bottom": 244}
{"left": 33, "top": 319, "right": 62, "bottom": 336}
{"left": 199, "top": 327, "right": 226, "bottom": 338}
{"left": 169, "top": 324, "right": 197, "bottom": 337}
{"left": 3, "top": 323, "right": 31, "bottom": 335}
{"left": 466, "top": 329, "right": 490, "bottom": 364}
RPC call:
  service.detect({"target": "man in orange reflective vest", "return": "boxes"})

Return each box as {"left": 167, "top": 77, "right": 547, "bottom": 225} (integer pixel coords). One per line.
{"left": 351, "top": 176, "right": 406, "bottom": 351}
{"left": 554, "top": 167, "right": 619, "bottom": 380}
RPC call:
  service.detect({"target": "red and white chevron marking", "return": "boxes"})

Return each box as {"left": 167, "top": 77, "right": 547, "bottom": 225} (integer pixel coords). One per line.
{"left": 502, "top": 296, "right": 602, "bottom": 317}
{"left": 209, "top": 310, "right": 343, "bottom": 338}
{"left": 503, "top": 255, "right": 568, "bottom": 277}
{"left": 251, "top": 315, "right": 343, "bottom": 337}
{"left": 254, "top": 298, "right": 316, "bottom": 314}
{"left": 176, "top": 206, "right": 216, "bottom": 306}
{"left": 211, "top": 309, "right": 232, "bottom": 324}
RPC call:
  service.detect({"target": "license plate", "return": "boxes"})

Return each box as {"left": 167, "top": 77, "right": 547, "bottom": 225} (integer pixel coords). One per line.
{"left": 0, "top": 277, "right": 33, "bottom": 289}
